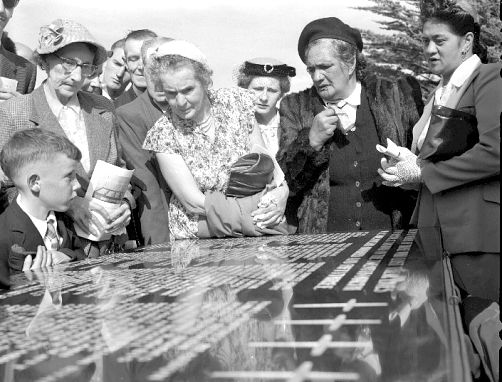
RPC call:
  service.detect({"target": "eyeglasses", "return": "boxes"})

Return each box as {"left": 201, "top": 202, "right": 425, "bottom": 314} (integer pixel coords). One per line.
{"left": 2, "top": 0, "right": 20, "bottom": 8}
{"left": 54, "top": 53, "right": 98, "bottom": 78}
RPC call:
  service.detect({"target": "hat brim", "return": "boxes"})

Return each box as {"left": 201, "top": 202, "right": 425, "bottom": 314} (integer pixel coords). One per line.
{"left": 37, "top": 39, "right": 108, "bottom": 66}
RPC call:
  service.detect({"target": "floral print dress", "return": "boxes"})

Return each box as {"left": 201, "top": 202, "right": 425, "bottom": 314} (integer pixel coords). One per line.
{"left": 143, "top": 87, "right": 255, "bottom": 239}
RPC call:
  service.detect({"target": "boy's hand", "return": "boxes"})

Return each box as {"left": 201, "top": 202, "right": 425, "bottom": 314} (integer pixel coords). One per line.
{"left": 103, "top": 201, "right": 131, "bottom": 234}
{"left": 22, "top": 246, "right": 53, "bottom": 271}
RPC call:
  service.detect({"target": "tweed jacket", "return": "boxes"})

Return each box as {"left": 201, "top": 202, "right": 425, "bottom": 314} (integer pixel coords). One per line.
{"left": 413, "top": 63, "right": 501, "bottom": 254}
{"left": 0, "top": 45, "right": 37, "bottom": 94}
{"left": 116, "top": 91, "right": 171, "bottom": 245}
{"left": 0, "top": 84, "right": 124, "bottom": 189}
{"left": 277, "top": 74, "right": 423, "bottom": 233}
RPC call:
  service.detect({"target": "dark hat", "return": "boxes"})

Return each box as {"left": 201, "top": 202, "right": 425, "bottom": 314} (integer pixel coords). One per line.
{"left": 298, "top": 17, "right": 363, "bottom": 63}
{"left": 242, "top": 57, "right": 296, "bottom": 78}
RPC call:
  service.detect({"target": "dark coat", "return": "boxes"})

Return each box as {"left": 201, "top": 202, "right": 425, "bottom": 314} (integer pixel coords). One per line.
{"left": 113, "top": 86, "right": 138, "bottom": 109}
{"left": 413, "top": 63, "right": 501, "bottom": 254}
{"left": 278, "top": 75, "right": 423, "bottom": 233}
{"left": 116, "top": 91, "right": 171, "bottom": 245}
{"left": 0, "top": 199, "right": 85, "bottom": 289}
{"left": 0, "top": 45, "right": 37, "bottom": 95}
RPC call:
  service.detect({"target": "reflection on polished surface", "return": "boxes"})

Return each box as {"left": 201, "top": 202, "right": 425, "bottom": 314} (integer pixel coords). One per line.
{"left": 0, "top": 229, "right": 470, "bottom": 381}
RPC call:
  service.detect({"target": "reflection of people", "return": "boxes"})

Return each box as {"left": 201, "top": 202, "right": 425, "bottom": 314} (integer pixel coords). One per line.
{"left": 0, "top": 129, "right": 85, "bottom": 287}
{"left": 143, "top": 40, "right": 289, "bottom": 239}
{"left": 236, "top": 57, "right": 296, "bottom": 156}
{"left": 0, "top": 1, "right": 37, "bottom": 101}
{"left": 277, "top": 17, "right": 423, "bottom": 234}
{"left": 0, "top": 19, "right": 132, "bottom": 257}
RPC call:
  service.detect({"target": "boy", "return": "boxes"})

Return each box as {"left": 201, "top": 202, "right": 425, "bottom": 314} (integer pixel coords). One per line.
{"left": 0, "top": 129, "right": 85, "bottom": 289}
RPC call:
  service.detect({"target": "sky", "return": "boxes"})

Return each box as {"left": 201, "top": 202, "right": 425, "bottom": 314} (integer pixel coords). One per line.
{"left": 6, "top": 0, "right": 394, "bottom": 92}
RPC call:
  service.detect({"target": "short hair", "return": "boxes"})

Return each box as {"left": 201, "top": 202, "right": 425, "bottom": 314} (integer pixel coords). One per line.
{"left": 425, "top": 6, "right": 487, "bottom": 63}
{"left": 305, "top": 38, "right": 367, "bottom": 82}
{"left": 236, "top": 72, "right": 291, "bottom": 94}
{"left": 124, "top": 29, "right": 157, "bottom": 43}
{"left": 0, "top": 129, "right": 82, "bottom": 181}
{"left": 150, "top": 54, "right": 213, "bottom": 91}
{"left": 109, "top": 38, "right": 126, "bottom": 52}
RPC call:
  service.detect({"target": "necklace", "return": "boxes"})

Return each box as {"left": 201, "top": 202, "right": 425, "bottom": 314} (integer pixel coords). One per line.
{"left": 197, "top": 113, "right": 214, "bottom": 135}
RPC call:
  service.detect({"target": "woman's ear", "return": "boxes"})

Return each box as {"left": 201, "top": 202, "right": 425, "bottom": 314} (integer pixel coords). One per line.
{"left": 463, "top": 32, "right": 475, "bottom": 54}
{"left": 28, "top": 174, "right": 41, "bottom": 193}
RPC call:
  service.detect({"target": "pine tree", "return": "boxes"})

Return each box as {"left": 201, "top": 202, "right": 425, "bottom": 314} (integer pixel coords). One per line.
{"left": 358, "top": 0, "right": 501, "bottom": 98}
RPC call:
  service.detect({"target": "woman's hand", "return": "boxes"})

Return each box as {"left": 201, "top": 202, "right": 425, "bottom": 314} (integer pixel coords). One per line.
{"left": 67, "top": 197, "right": 109, "bottom": 239}
{"left": 378, "top": 153, "right": 422, "bottom": 187}
{"left": 103, "top": 200, "right": 131, "bottom": 235}
{"left": 251, "top": 183, "right": 289, "bottom": 228}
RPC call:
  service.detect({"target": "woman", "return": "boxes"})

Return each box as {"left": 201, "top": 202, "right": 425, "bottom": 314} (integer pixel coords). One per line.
{"left": 143, "top": 40, "right": 289, "bottom": 239}
{"left": 236, "top": 57, "right": 296, "bottom": 156}
{"left": 378, "top": 5, "right": 500, "bottom": 301}
{"left": 379, "top": 10, "right": 500, "bottom": 378}
{"left": 0, "top": 19, "right": 132, "bottom": 257}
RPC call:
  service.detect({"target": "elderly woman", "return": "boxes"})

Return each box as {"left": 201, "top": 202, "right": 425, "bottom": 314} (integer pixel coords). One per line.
{"left": 378, "top": 6, "right": 501, "bottom": 302}
{"left": 277, "top": 17, "right": 423, "bottom": 234}
{"left": 236, "top": 57, "right": 296, "bottom": 156}
{"left": 143, "top": 40, "right": 289, "bottom": 239}
{"left": 0, "top": 19, "right": 132, "bottom": 257}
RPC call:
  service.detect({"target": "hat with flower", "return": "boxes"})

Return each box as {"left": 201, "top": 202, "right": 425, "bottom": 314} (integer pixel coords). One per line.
{"left": 36, "top": 19, "right": 107, "bottom": 65}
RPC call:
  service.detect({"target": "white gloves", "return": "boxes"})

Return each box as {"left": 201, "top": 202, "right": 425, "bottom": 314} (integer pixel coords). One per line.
{"left": 377, "top": 139, "right": 422, "bottom": 187}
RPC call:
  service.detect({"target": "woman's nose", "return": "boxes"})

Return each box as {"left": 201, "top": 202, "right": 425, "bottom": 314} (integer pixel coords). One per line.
{"left": 68, "top": 66, "right": 83, "bottom": 82}
{"left": 311, "top": 69, "right": 324, "bottom": 83}
{"left": 424, "top": 41, "right": 436, "bottom": 55}
{"left": 258, "top": 89, "right": 268, "bottom": 101}
{"left": 175, "top": 94, "right": 187, "bottom": 107}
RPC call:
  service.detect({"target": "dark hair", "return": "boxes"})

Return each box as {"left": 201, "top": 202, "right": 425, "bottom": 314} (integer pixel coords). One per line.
{"left": 150, "top": 54, "right": 213, "bottom": 91}
{"left": 425, "top": 6, "right": 487, "bottom": 63}
{"left": 305, "top": 38, "right": 367, "bottom": 82}
{"left": 236, "top": 71, "right": 291, "bottom": 94}
{"left": 110, "top": 38, "right": 126, "bottom": 52}
{"left": 0, "top": 129, "right": 81, "bottom": 181}
{"left": 124, "top": 29, "right": 157, "bottom": 43}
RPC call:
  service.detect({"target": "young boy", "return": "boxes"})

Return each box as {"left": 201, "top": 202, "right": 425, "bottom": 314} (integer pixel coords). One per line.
{"left": 0, "top": 129, "right": 85, "bottom": 289}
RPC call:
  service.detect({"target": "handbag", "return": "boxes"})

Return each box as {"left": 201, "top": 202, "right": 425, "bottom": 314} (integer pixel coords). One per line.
{"left": 226, "top": 153, "right": 274, "bottom": 198}
{"left": 419, "top": 104, "right": 478, "bottom": 163}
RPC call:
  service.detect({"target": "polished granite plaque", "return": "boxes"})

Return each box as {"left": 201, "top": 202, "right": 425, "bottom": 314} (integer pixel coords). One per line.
{"left": 0, "top": 229, "right": 470, "bottom": 381}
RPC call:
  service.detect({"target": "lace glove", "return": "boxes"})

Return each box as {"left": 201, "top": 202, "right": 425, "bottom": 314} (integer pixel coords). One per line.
{"left": 378, "top": 154, "right": 422, "bottom": 187}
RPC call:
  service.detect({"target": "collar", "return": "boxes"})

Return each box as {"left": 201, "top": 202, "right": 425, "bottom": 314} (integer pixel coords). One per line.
{"left": 325, "top": 81, "right": 361, "bottom": 108}
{"left": 443, "top": 54, "right": 481, "bottom": 88}
{"left": 344, "top": 81, "right": 362, "bottom": 107}
{"left": 43, "top": 82, "right": 81, "bottom": 117}
{"left": 16, "top": 194, "right": 57, "bottom": 239}
{"left": 258, "top": 110, "right": 280, "bottom": 128}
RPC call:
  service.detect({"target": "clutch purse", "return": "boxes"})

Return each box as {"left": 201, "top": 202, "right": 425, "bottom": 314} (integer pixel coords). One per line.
{"left": 419, "top": 105, "right": 478, "bottom": 163}
{"left": 226, "top": 153, "right": 274, "bottom": 198}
